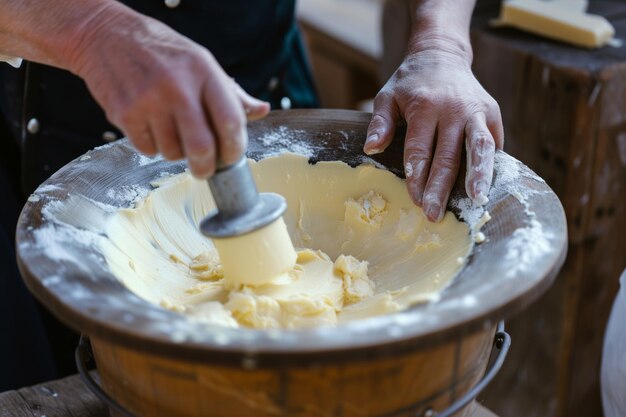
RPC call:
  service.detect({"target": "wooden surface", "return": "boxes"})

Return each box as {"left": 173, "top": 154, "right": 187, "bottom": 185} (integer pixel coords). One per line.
{"left": 0, "top": 374, "right": 499, "bottom": 417}
{"left": 472, "top": 2, "right": 626, "bottom": 417}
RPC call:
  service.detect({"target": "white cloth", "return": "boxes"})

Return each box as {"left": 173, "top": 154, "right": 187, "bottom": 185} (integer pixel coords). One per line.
{"left": 602, "top": 268, "right": 626, "bottom": 417}
{"left": 0, "top": 54, "right": 22, "bottom": 68}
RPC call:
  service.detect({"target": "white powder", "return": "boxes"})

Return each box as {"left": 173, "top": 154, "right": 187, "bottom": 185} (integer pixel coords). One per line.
{"left": 106, "top": 185, "right": 150, "bottom": 205}
{"left": 257, "top": 125, "right": 317, "bottom": 157}
{"left": 504, "top": 218, "right": 554, "bottom": 278}
{"left": 37, "top": 184, "right": 62, "bottom": 193}
{"left": 28, "top": 223, "right": 104, "bottom": 267}
{"left": 451, "top": 151, "right": 546, "bottom": 232}
{"left": 136, "top": 153, "right": 164, "bottom": 166}
{"left": 359, "top": 156, "right": 387, "bottom": 170}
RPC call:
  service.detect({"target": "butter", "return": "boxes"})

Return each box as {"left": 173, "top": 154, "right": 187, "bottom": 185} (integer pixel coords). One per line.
{"left": 103, "top": 154, "right": 474, "bottom": 329}
{"left": 213, "top": 218, "right": 297, "bottom": 287}
{"left": 495, "top": 0, "right": 615, "bottom": 48}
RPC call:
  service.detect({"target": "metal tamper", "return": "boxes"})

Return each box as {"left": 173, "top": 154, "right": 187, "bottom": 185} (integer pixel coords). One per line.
{"left": 200, "top": 156, "right": 286, "bottom": 238}
{"left": 199, "top": 156, "right": 297, "bottom": 286}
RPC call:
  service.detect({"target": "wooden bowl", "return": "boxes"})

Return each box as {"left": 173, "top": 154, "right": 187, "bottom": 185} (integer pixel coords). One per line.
{"left": 16, "top": 110, "right": 567, "bottom": 417}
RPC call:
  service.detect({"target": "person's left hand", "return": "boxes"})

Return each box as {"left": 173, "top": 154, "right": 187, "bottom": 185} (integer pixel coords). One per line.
{"left": 363, "top": 50, "right": 504, "bottom": 222}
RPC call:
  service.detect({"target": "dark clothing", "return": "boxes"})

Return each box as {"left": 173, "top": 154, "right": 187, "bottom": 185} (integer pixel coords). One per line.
{"left": 0, "top": 0, "right": 317, "bottom": 195}
{"left": 0, "top": 0, "right": 318, "bottom": 390}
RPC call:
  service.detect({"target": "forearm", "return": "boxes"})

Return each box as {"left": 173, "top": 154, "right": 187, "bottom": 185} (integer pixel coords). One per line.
{"left": 0, "top": 0, "right": 129, "bottom": 71}
{"left": 408, "top": 0, "right": 476, "bottom": 64}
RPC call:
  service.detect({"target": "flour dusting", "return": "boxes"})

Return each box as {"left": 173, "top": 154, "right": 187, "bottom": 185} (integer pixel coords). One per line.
{"left": 136, "top": 153, "right": 164, "bottom": 166}
{"left": 258, "top": 126, "right": 317, "bottom": 157}
{"left": 106, "top": 184, "right": 150, "bottom": 205}
{"left": 504, "top": 218, "right": 554, "bottom": 277}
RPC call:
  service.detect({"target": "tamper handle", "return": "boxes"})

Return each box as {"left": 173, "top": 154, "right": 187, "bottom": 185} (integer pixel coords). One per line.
{"left": 208, "top": 157, "right": 260, "bottom": 218}
{"left": 200, "top": 156, "right": 287, "bottom": 238}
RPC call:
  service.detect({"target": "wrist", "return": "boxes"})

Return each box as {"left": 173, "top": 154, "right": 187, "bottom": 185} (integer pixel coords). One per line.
{"left": 408, "top": 0, "right": 474, "bottom": 66}
{"left": 407, "top": 30, "right": 473, "bottom": 66}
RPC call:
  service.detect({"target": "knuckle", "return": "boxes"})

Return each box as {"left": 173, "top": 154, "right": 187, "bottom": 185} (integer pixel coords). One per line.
{"left": 471, "top": 132, "right": 493, "bottom": 150}
{"left": 405, "top": 140, "right": 431, "bottom": 157}
{"left": 183, "top": 128, "right": 215, "bottom": 154}
{"left": 160, "top": 142, "right": 182, "bottom": 160}
{"left": 435, "top": 151, "right": 459, "bottom": 170}
{"left": 368, "top": 113, "right": 389, "bottom": 130}
{"left": 487, "top": 97, "right": 501, "bottom": 112}
{"left": 373, "top": 90, "right": 392, "bottom": 107}
{"left": 221, "top": 114, "right": 245, "bottom": 136}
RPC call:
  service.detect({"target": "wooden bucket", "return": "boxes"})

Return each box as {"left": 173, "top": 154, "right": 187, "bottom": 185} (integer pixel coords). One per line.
{"left": 17, "top": 110, "right": 567, "bottom": 417}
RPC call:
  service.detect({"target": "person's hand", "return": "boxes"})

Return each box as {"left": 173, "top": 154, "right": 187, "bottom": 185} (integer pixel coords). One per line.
{"left": 66, "top": 4, "right": 269, "bottom": 178}
{"left": 363, "top": 50, "right": 503, "bottom": 222}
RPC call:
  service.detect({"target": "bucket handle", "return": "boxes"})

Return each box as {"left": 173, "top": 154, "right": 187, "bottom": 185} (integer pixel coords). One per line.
{"left": 420, "top": 321, "right": 511, "bottom": 417}
{"left": 76, "top": 321, "right": 511, "bottom": 417}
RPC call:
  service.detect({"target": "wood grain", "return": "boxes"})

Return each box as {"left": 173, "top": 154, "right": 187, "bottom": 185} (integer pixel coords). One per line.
{"left": 0, "top": 374, "right": 107, "bottom": 417}
{"left": 0, "top": 374, "right": 499, "bottom": 417}
{"left": 91, "top": 327, "right": 495, "bottom": 417}
{"left": 471, "top": 2, "right": 626, "bottom": 416}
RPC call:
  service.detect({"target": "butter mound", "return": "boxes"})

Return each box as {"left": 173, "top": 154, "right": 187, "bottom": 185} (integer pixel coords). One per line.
{"left": 163, "top": 249, "right": 373, "bottom": 329}
{"left": 189, "top": 253, "right": 223, "bottom": 281}
{"left": 345, "top": 190, "right": 388, "bottom": 228}
{"left": 334, "top": 254, "right": 374, "bottom": 305}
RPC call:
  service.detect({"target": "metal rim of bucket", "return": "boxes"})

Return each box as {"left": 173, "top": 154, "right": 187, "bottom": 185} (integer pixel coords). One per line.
{"left": 75, "top": 322, "right": 511, "bottom": 417}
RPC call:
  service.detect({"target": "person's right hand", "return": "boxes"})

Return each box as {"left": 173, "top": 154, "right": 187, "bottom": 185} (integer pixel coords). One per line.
{"left": 65, "top": 3, "right": 269, "bottom": 178}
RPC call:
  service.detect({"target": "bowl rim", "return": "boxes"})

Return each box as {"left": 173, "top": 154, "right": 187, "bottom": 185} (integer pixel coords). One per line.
{"left": 16, "top": 109, "right": 568, "bottom": 365}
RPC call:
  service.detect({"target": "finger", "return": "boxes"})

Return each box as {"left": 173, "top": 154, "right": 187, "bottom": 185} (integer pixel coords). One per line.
{"left": 486, "top": 101, "right": 504, "bottom": 150}
{"left": 174, "top": 102, "right": 216, "bottom": 179}
{"left": 233, "top": 82, "right": 270, "bottom": 121}
{"left": 465, "top": 112, "right": 496, "bottom": 205}
{"left": 403, "top": 111, "right": 438, "bottom": 207}
{"left": 422, "top": 122, "right": 465, "bottom": 223}
{"left": 151, "top": 113, "right": 183, "bottom": 160}
{"left": 203, "top": 73, "right": 247, "bottom": 166}
{"left": 364, "top": 91, "right": 400, "bottom": 155}
{"left": 123, "top": 122, "right": 157, "bottom": 156}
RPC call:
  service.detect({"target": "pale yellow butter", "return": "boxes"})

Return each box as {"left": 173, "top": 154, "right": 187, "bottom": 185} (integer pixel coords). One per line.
{"left": 497, "top": 0, "right": 615, "bottom": 48}
{"left": 103, "top": 154, "right": 474, "bottom": 329}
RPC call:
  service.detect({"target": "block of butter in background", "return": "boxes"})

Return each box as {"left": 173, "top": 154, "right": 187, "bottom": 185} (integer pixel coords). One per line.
{"left": 549, "top": 0, "right": 588, "bottom": 13}
{"left": 494, "top": 0, "right": 615, "bottom": 48}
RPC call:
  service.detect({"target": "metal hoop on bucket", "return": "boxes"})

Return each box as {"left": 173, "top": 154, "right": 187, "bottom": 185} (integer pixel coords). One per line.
{"left": 76, "top": 322, "right": 510, "bottom": 417}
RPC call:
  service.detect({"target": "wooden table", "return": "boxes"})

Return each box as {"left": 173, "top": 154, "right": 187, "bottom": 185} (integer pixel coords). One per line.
{"left": 472, "top": 1, "right": 626, "bottom": 417}
{"left": 0, "top": 374, "right": 499, "bottom": 417}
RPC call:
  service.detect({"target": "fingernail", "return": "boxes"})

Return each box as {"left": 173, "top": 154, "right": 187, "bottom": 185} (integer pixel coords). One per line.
{"left": 473, "top": 193, "right": 489, "bottom": 206}
{"left": 366, "top": 132, "right": 378, "bottom": 144}
{"left": 364, "top": 133, "right": 382, "bottom": 154}
{"left": 475, "top": 180, "right": 489, "bottom": 197}
{"left": 364, "top": 133, "right": 379, "bottom": 154}
{"left": 408, "top": 181, "right": 422, "bottom": 206}
{"left": 405, "top": 162, "right": 414, "bottom": 178}
{"left": 425, "top": 203, "right": 441, "bottom": 222}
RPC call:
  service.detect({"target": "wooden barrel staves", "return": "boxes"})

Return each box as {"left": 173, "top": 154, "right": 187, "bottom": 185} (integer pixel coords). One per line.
{"left": 16, "top": 110, "right": 567, "bottom": 417}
